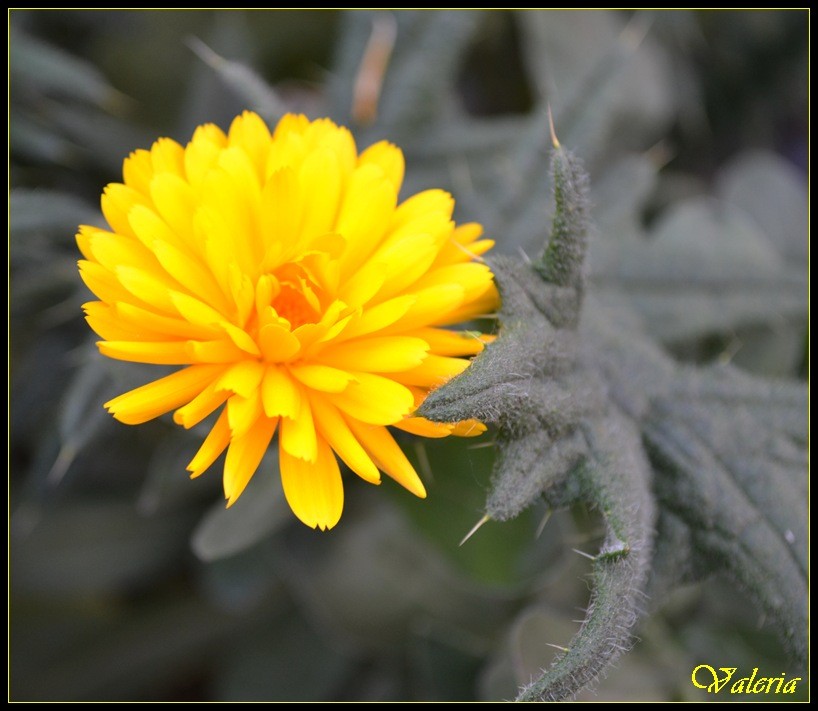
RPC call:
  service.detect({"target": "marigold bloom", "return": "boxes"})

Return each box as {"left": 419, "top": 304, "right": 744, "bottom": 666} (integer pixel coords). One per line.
{"left": 77, "top": 111, "right": 498, "bottom": 530}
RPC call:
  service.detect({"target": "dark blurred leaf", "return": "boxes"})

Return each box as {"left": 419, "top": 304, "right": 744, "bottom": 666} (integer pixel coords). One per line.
{"left": 47, "top": 101, "right": 152, "bottom": 173}
{"left": 187, "top": 37, "right": 287, "bottom": 122}
{"left": 717, "top": 150, "right": 807, "bottom": 263}
{"left": 58, "top": 356, "right": 118, "bottom": 455}
{"left": 598, "top": 197, "right": 806, "bottom": 343}
{"left": 11, "top": 188, "right": 100, "bottom": 243}
{"left": 330, "top": 10, "right": 483, "bottom": 138}
{"left": 11, "top": 595, "right": 238, "bottom": 701}
{"left": 280, "top": 496, "right": 516, "bottom": 651}
{"left": 213, "top": 613, "right": 351, "bottom": 701}
{"left": 10, "top": 26, "right": 125, "bottom": 108}
{"left": 196, "top": 538, "right": 286, "bottom": 612}
{"left": 588, "top": 154, "right": 658, "bottom": 273}
{"left": 10, "top": 108, "right": 80, "bottom": 165}
{"left": 407, "top": 623, "right": 485, "bottom": 701}
{"left": 396, "top": 438, "right": 562, "bottom": 588}
{"left": 191, "top": 451, "right": 289, "bottom": 562}
{"left": 517, "top": 11, "right": 675, "bottom": 160}
{"left": 12, "top": 501, "right": 194, "bottom": 595}
{"left": 139, "top": 431, "right": 220, "bottom": 515}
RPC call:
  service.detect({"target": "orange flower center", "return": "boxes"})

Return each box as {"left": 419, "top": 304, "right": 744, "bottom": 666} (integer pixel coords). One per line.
{"left": 270, "top": 263, "right": 323, "bottom": 329}
{"left": 272, "top": 282, "right": 321, "bottom": 329}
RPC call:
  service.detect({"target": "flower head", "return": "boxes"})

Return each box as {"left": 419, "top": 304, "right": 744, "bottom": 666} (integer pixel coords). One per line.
{"left": 78, "top": 111, "right": 498, "bottom": 530}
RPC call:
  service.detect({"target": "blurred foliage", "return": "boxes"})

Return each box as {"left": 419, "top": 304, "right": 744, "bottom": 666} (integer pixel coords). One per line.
{"left": 10, "top": 9, "right": 807, "bottom": 701}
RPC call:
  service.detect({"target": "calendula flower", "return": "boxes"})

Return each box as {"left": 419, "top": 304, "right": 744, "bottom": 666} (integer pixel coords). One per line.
{"left": 77, "top": 111, "right": 498, "bottom": 530}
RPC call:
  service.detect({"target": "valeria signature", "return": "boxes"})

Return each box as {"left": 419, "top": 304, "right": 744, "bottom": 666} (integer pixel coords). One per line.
{"left": 691, "top": 665, "right": 802, "bottom": 694}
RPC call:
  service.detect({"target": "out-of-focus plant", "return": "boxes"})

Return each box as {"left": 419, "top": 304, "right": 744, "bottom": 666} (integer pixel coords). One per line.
{"left": 11, "top": 10, "right": 807, "bottom": 701}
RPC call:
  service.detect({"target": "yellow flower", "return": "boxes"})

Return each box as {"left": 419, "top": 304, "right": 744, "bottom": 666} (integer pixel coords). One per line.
{"left": 77, "top": 111, "right": 498, "bottom": 530}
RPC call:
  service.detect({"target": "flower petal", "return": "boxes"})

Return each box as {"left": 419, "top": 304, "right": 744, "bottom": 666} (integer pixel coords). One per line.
{"left": 216, "top": 360, "right": 265, "bottom": 398}
{"left": 259, "top": 323, "right": 301, "bottom": 362}
{"left": 308, "top": 392, "right": 380, "bottom": 484}
{"left": 173, "top": 379, "right": 231, "bottom": 429}
{"left": 187, "top": 409, "right": 231, "bottom": 479}
{"left": 288, "top": 363, "right": 355, "bottom": 393}
{"left": 224, "top": 415, "right": 278, "bottom": 506}
{"left": 358, "top": 140, "right": 404, "bottom": 193}
{"left": 337, "top": 164, "right": 397, "bottom": 276}
{"left": 329, "top": 373, "right": 414, "bottom": 425}
{"left": 99, "top": 339, "right": 192, "bottom": 365}
{"left": 299, "top": 147, "right": 343, "bottom": 244}
{"left": 409, "top": 327, "right": 486, "bottom": 356}
{"left": 386, "top": 354, "right": 471, "bottom": 388}
{"left": 226, "top": 391, "right": 263, "bottom": 438}
{"left": 345, "top": 419, "right": 426, "bottom": 498}
{"left": 449, "top": 419, "right": 487, "bottom": 437}
{"left": 104, "top": 364, "right": 225, "bottom": 424}
{"left": 392, "top": 417, "right": 454, "bottom": 438}
{"left": 334, "top": 295, "right": 415, "bottom": 342}
{"left": 261, "top": 365, "right": 302, "bottom": 419}
{"left": 280, "top": 386, "right": 317, "bottom": 462}
{"left": 280, "top": 436, "right": 343, "bottom": 530}
{"left": 319, "top": 336, "right": 429, "bottom": 373}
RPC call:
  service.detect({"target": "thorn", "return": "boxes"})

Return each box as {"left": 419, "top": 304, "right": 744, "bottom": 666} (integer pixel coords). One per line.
{"left": 535, "top": 508, "right": 552, "bottom": 538}
{"left": 572, "top": 547, "right": 597, "bottom": 561}
{"left": 547, "top": 104, "right": 560, "bottom": 149}
{"left": 450, "top": 235, "right": 486, "bottom": 263}
{"left": 718, "top": 335, "right": 743, "bottom": 365}
{"left": 518, "top": 246, "right": 532, "bottom": 264}
{"left": 460, "top": 514, "right": 491, "bottom": 546}
{"left": 546, "top": 643, "right": 570, "bottom": 653}
{"left": 413, "top": 441, "right": 433, "bottom": 483}
{"left": 467, "top": 440, "right": 496, "bottom": 449}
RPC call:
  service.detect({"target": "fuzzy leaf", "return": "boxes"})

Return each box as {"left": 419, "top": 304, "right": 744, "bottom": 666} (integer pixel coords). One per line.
{"left": 643, "top": 367, "right": 807, "bottom": 663}
{"left": 517, "top": 11, "right": 675, "bottom": 160}
{"left": 596, "top": 197, "right": 806, "bottom": 343}
{"left": 422, "top": 143, "right": 807, "bottom": 701}
{"left": 517, "top": 412, "right": 655, "bottom": 701}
